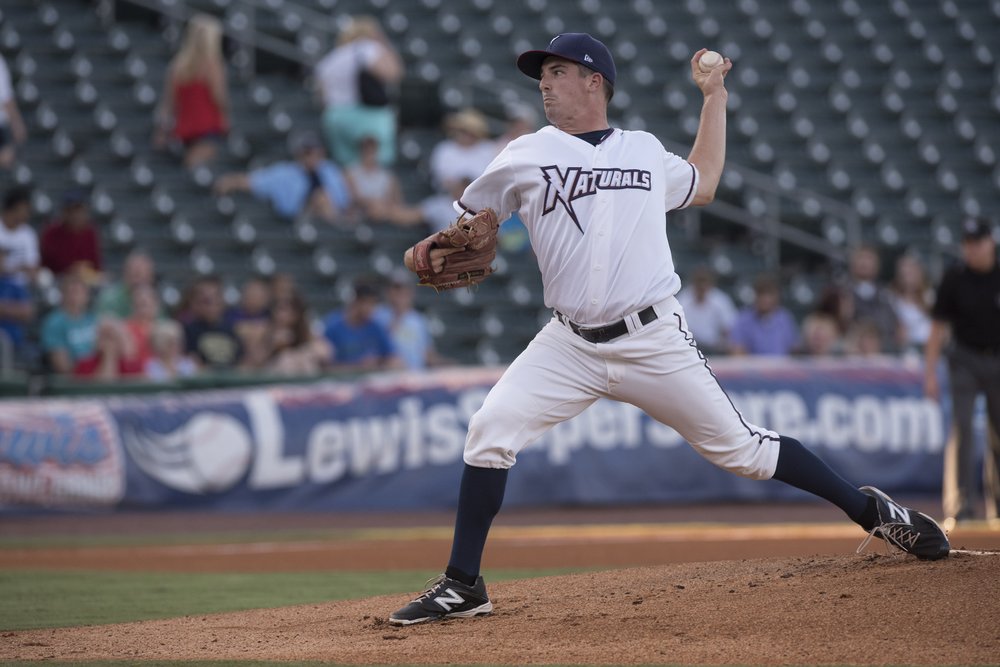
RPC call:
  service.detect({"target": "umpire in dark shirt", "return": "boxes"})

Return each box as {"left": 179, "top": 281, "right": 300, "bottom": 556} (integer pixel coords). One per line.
{"left": 924, "top": 218, "right": 1000, "bottom": 529}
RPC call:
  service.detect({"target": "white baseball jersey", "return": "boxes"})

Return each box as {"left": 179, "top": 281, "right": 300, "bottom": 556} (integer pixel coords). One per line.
{"left": 456, "top": 125, "right": 780, "bottom": 481}
{"left": 456, "top": 126, "right": 698, "bottom": 326}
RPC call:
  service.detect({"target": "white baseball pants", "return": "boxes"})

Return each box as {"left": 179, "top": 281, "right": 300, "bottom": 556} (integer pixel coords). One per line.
{"left": 464, "top": 296, "right": 781, "bottom": 480}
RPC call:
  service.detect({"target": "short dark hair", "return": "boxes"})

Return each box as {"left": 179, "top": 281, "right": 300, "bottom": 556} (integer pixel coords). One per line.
{"left": 352, "top": 276, "right": 381, "bottom": 301}
{"left": 2, "top": 187, "right": 32, "bottom": 212}
{"left": 753, "top": 273, "right": 780, "bottom": 295}
{"left": 576, "top": 64, "right": 614, "bottom": 102}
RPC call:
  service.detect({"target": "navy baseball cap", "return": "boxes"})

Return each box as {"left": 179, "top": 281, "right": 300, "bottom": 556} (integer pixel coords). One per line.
{"left": 517, "top": 33, "right": 616, "bottom": 89}
{"left": 961, "top": 218, "right": 994, "bottom": 241}
{"left": 62, "top": 189, "right": 87, "bottom": 206}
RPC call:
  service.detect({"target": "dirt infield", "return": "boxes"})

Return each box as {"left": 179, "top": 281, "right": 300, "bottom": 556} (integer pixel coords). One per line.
{"left": 4, "top": 552, "right": 999, "bottom": 665}
{"left": 2, "top": 503, "right": 998, "bottom": 573}
{"left": 2, "top": 506, "right": 999, "bottom": 664}
{"left": 2, "top": 521, "right": 1000, "bottom": 573}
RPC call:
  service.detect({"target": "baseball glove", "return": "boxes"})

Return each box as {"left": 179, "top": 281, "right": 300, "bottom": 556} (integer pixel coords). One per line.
{"left": 409, "top": 208, "right": 499, "bottom": 290}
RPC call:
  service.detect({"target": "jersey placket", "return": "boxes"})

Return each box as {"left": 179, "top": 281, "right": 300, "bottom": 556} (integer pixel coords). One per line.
{"left": 585, "top": 141, "right": 614, "bottom": 322}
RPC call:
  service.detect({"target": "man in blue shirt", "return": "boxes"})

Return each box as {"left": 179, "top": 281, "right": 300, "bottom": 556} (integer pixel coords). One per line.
{"left": 40, "top": 273, "right": 98, "bottom": 374}
{"left": 323, "top": 279, "right": 401, "bottom": 372}
{"left": 372, "top": 269, "right": 446, "bottom": 370}
{"left": 213, "top": 132, "right": 352, "bottom": 223}
{"left": 0, "top": 256, "right": 35, "bottom": 357}
{"left": 729, "top": 273, "right": 799, "bottom": 356}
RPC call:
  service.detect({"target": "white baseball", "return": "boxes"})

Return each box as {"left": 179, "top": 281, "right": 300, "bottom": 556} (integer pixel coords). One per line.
{"left": 698, "top": 50, "right": 724, "bottom": 72}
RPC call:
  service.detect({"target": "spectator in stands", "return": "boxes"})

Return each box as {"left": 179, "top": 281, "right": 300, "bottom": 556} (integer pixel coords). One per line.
{"left": 0, "top": 247, "right": 35, "bottom": 359}
{"left": 96, "top": 250, "right": 157, "bottom": 318}
{"left": 0, "top": 53, "right": 27, "bottom": 170}
{"left": 153, "top": 13, "right": 229, "bottom": 169}
{"left": 0, "top": 187, "right": 38, "bottom": 287}
{"left": 729, "top": 274, "right": 798, "bottom": 356}
{"left": 676, "top": 266, "right": 737, "bottom": 355}
{"left": 145, "top": 319, "right": 198, "bottom": 381}
{"left": 845, "top": 245, "right": 902, "bottom": 353}
{"left": 183, "top": 275, "right": 242, "bottom": 370}
{"left": 237, "top": 321, "right": 273, "bottom": 373}
{"left": 227, "top": 275, "right": 271, "bottom": 346}
{"left": 373, "top": 268, "right": 446, "bottom": 370}
{"left": 315, "top": 15, "right": 404, "bottom": 167}
{"left": 73, "top": 319, "right": 144, "bottom": 380}
{"left": 429, "top": 109, "right": 497, "bottom": 194}
{"left": 813, "top": 283, "right": 853, "bottom": 337}
{"left": 39, "top": 190, "right": 103, "bottom": 285}
{"left": 890, "top": 253, "right": 932, "bottom": 352}
{"left": 346, "top": 136, "right": 424, "bottom": 226}
{"left": 122, "top": 284, "right": 161, "bottom": 370}
{"left": 844, "top": 320, "right": 884, "bottom": 357}
{"left": 269, "top": 292, "right": 332, "bottom": 375}
{"left": 40, "top": 273, "right": 98, "bottom": 374}
{"left": 421, "top": 177, "right": 471, "bottom": 234}
{"left": 213, "top": 131, "right": 352, "bottom": 224}
{"left": 323, "top": 278, "right": 400, "bottom": 372}
{"left": 800, "top": 313, "right": 843, "bottom": 357}
{"left": 269, "top": 272, "right": 300, "bottom": 304}
{"left": 420, "top": 109, "right": 508, "bottom": 237}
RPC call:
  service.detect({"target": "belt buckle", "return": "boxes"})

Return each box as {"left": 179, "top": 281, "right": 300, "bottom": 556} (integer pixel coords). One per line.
{"left": 556, "top": 311, "right": 578, "bottom": 335}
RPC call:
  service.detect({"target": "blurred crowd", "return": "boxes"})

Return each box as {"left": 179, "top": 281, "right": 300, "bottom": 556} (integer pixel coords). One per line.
{"left": 0, "top": 13, "right": 982, "bottom": 385}
{"left": 0, "top": 186, "right": 446, "bottom": 382}
{"left": 677, "top": 244, "right": 935, "bottom": 360}
{"left": 0, "top": 13, "right": 528, "bottom": 384}
{"left": 0, "top": 172, "right": 958, "bottom": 385}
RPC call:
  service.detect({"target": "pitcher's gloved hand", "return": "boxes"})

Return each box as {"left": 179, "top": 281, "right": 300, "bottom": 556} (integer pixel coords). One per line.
{"left": 408, "top": 208, "right": 500, "bottom": 291}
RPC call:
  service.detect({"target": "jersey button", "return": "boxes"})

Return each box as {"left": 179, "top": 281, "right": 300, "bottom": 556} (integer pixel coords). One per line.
{"left": 591, "top": 298, "right": 598, "bottom": 305}
{"left": 594, "top": 265, "right": 601, "bottom": 271}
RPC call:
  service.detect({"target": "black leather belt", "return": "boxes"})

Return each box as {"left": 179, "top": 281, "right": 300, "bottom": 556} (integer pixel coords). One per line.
{"left": 556, "top": 305, "right": 658, "bottom": 343}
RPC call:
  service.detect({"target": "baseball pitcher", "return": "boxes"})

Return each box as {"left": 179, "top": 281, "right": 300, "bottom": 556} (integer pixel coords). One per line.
{"left": 391, "top": 33, "right": 949, "bottom": 625}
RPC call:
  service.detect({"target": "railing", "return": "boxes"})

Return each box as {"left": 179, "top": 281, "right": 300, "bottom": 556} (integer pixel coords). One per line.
{"left": 101, "top": 0, "right": 861, "bottom": 269}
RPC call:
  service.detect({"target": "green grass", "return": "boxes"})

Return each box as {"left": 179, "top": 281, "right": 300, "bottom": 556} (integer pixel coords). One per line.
{"left": 0, "top": 568, "right": 581, "bottom": 631}
{"left": 0, "top": 528, "right": 362, "bottom": 550}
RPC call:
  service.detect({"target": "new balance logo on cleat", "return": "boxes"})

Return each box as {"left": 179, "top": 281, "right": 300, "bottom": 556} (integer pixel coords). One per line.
{"left": 857, "top": 486, "right": 950, "bottom": 561}
{"left": 433, "top": 588, "right": 466, "bottom": 612}
{"left": 389, "top": 574, "right": 493, "bottom": 626}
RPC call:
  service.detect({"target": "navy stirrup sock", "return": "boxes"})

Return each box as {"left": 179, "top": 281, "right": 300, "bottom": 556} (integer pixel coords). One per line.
{"left": 772, "top": 436, "right": 877, "bottom": 529}
{"left": 446, "top": 464, "right": 509, "bottom": 586}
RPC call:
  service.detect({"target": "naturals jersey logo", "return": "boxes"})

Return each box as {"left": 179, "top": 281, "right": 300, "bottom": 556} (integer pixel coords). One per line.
{"left": 540, "top": 165, "right": 651, "bottom": 231}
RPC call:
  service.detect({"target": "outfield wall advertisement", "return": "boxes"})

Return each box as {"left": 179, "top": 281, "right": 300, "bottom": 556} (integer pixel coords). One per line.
{"left": 0, "top": 359, "right": 949, "bottom": 511}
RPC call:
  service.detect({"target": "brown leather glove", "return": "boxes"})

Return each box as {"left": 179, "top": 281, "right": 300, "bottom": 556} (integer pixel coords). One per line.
{"left": 409, "top": 208, "right": 499, "bottom": 290}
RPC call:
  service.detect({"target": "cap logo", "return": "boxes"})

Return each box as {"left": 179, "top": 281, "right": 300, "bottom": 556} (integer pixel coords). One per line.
{"left": 584, "top": 53, "right": 594, "bottom": 63}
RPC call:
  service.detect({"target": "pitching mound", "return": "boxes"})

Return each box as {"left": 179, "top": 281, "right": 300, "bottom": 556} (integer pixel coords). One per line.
{"left": 5, "top": 552, "right": 999, "bottom": 665}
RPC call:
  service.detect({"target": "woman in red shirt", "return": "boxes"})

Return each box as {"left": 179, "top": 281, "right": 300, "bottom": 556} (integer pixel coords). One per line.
{"left": 122, "top": 284, "right": 161, "bottom": 368}
{"left": 154, "top": 14, "right": 229, "bottom": 169}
